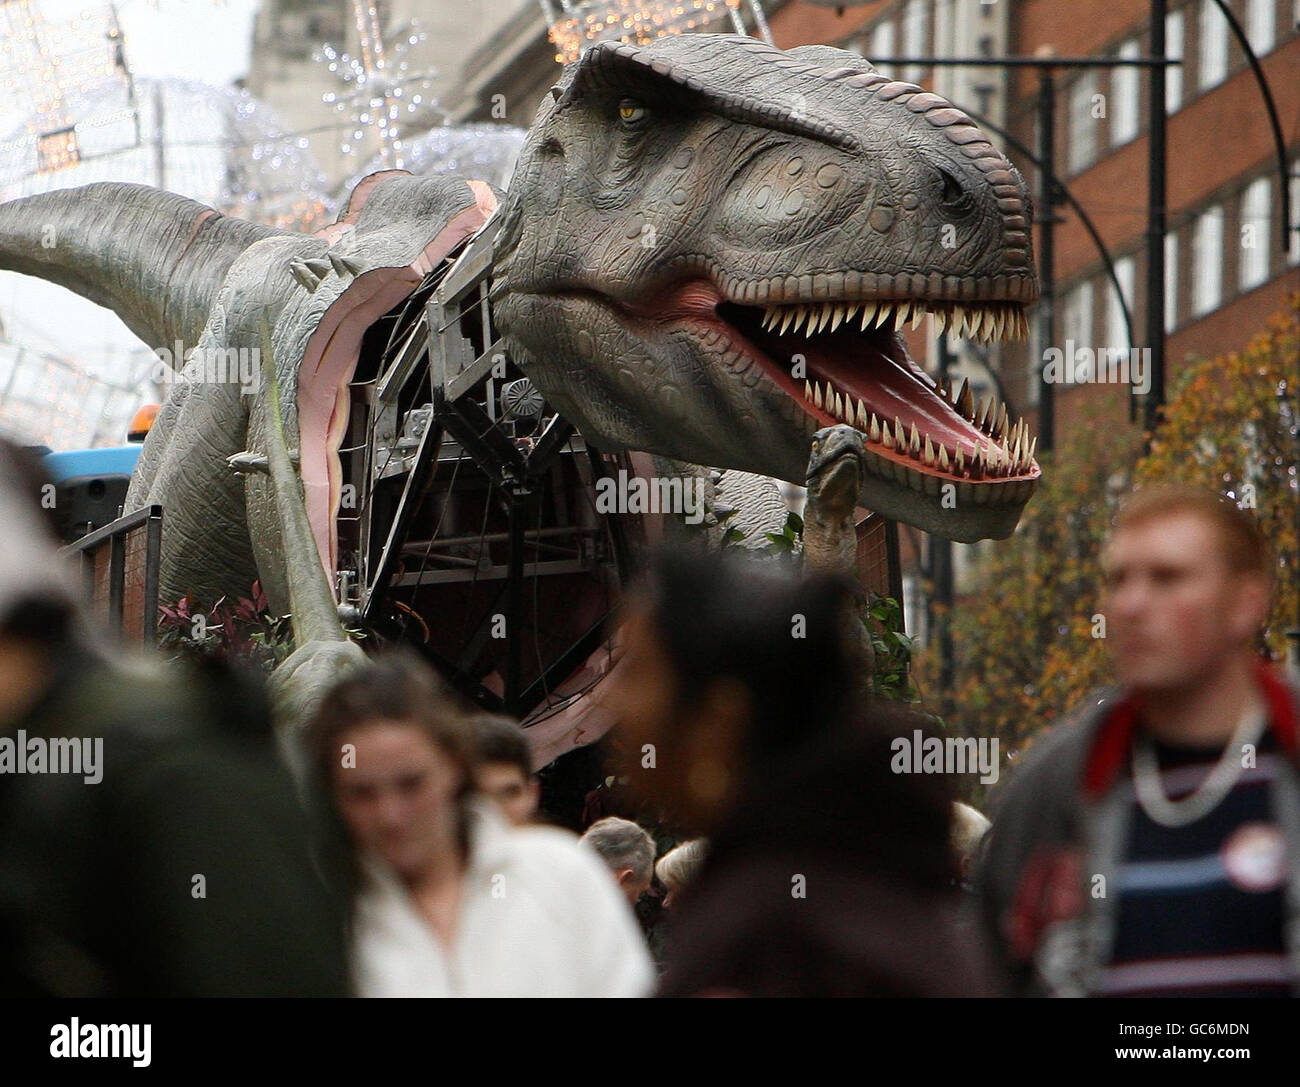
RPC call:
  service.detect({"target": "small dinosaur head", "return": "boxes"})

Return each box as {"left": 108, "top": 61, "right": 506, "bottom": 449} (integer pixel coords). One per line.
{"left": 806, "top": 424, "right": 869, "bottom": 522}
{"left": 494, "top": 34, "right": 1039, "bottom": 542}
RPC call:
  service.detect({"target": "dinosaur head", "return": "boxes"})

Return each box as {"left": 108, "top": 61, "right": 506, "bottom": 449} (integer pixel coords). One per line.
{"left": 494, "top": 34, "right": 1040, "bottom": 542}
{"left": 806, "top": 424, "right": 869, "bottom": 521}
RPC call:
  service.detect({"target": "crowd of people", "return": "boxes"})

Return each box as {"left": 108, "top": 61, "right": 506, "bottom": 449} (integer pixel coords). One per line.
{"left": 0, "top": 433, "right": 1296, "bottom": 997}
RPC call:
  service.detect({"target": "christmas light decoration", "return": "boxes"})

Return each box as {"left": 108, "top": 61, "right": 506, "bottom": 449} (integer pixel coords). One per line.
{"left": 315, "top": 1, "right": 439, "bottom": 170}
{"left": 539, "top": 0, "right": 773, "bottom": 65}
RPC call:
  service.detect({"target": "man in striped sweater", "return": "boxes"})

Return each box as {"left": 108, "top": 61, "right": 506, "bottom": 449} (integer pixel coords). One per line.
{"left": 978, "top": 485, "right": 1299, "bottom": 997}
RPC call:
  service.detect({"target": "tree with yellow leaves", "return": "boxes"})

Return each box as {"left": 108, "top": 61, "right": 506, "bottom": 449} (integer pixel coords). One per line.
{"left": 914, "top": 295, "right": 1299, "bottom": 797}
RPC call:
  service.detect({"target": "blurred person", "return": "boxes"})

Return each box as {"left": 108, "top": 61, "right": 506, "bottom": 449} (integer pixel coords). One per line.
{"left": 0, "top": 437, "right": 348, "bottom": 996}
{"left": 597, "top": 546, "right": 989, "bottom": 997}
{"left": 655, "top": 839, "right": 707, "bottom": 909}
{"left": 580, "top": 816, "right": 656, "bottom": 907}
{"left": 978, "top": 486, "right": 1300, "bottom": 996}
{"left": 951, "top": 802, "right": 991, "bottom": 889}
{"left": 304, "top": 653, "right": 653, "bottom": 997}
{"left": 469, "top": 712, "right": 540, "bottom": 826}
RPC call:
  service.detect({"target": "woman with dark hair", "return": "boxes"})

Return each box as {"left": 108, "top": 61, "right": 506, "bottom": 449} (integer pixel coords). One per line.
{"left": 303, "top": 652, "right": 653, "bottom": 997}
{"left": 597, "top": 547, "right": 992, "bottom": 997}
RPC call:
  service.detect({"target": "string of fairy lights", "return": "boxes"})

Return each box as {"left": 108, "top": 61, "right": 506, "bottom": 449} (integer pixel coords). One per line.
{"left": 539, "top": 0, "right": 773, "bottom": 64}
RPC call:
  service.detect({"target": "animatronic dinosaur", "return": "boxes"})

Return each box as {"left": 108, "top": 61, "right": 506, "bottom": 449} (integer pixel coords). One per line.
{"left": 0, "top": 34, "right": 1039, "bottom": 722}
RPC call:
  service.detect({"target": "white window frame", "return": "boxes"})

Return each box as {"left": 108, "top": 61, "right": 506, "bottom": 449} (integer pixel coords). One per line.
{"left": 1067, "top": 71, "right": 1099, "bottom": 175}
{"left": 1199, "top": 0, "right": 1228, "bottom": 91}
{"left": 1289, "top": 164, "right": 1299, "bottom": 267}
{"left": 1238, "top": 177, "right": 1271, "bottom": 292}
{"left": 1165, "top": 230, "right": 1180, "bottom": 332}
{"left": 1111, "top": 40, "right": 1140, "bottom": 147}
{"left": 902, "top": 0, "right": 926, "bottom": 85}
{"left": 1166, "top": 11, "right": 1185, "bottom": 112}
{"left": 1246, "top": 0, "right": 1277, "bottom": 56}
{"left": 870, "top": 20, "right": 896, "bottom": 80}
{"left": 1107, "top": 255, "right": 1136, "bottom": 351}
{"left": 1063, "top": 279, "right": 1095, "bottom": 357}
{"left": 1192, "top": 204, "right": 1225, "bottom": 317}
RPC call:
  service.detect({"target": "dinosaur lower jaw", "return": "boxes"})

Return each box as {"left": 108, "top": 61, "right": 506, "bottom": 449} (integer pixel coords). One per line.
{"left": 701, "top": 292, "right": 1040, "bottom": 502}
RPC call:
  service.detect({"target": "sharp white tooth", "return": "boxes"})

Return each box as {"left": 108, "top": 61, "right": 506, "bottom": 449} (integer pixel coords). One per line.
{"left": 1011, "top": 430, "right": 1023, "bottom": 468}
{"left": 804, "top": 380, "right": 813, "bottom": 402}
{"left": 911, "top": 306, "right": 925, "bottom": 330}
{"left": 779, "top": 307, "right": 796, "bottom": 335}
{"left": 834, "top": 390, "right": 844, "bottom": 419}
{"left": 830, "top": 304, "right": 845, "bottom": 332}
{"left": 869, "top": 413, "right": 881, "bottom": 442}
{"left": 893, "top": 304, "right": 909, "bottom": 331}
{"left": 996, "top": 403, "right": 1009, "bottom": 440}
{"left": 1027, "top": 436, "right": 1037, "bottom": 464}
{"left": 856, "top": 398, "right": 869, "bottom": 429}
{"left": 909, "top": 422, "right": 921, "bottom": 455}
{"left": 809, "top": 305, "right": 826, "bottom": 335}
{"left": 844, "top": 302, "right": 860, "bottom": 325}
{"left": 859, "top": 302, "right": 877, "bottom": 330}
{"left": 956, "top": 378, "right": 973, "bottom": 420}
{"left": 876, "top": 303, "right": 894, "bottom": 330}
{"left": 936, "top": 309, "right": 949, "bottom": 335}
{"left": 995, "top": 309, "right": 1007, "bottom": 341}
{"left": 952, "top": 305, "right": 965, "bottom": 336}
{"left": 760, "top": 308, "right": 774, "bottom": 331}
{"left": 937, "top": 443, "right": 950, "bottom": 471}
{"left": 954, "top": 446, "right": 964, "bottom": 474}
{"left": 814, "top": 382, "right": 824, "bottom": 410}
{"left": 923, "top": 435, "right": 935, "bottom": 466}
{"left": 1000, "top": 436, "right": 1011, "bottom": 472}
{"left": 894, "top": 417, "right": 907, "bottom": 448}
{"left": 882, "top": 419, "right": 895, "bottom": 448}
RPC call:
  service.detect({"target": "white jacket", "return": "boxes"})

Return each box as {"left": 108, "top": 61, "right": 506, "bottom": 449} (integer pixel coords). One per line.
{"left": 352, "top": 798, "right": 654, "bottom": 997}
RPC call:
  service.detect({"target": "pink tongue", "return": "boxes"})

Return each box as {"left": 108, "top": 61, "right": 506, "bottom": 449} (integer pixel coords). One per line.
{"left": 803, "top": 339, "right": 984, "bottom": 449}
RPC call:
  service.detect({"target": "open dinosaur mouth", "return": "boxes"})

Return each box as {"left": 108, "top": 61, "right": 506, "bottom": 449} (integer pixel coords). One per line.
{"left": 712, "top": 292, "right": 1039, "bottom": 500}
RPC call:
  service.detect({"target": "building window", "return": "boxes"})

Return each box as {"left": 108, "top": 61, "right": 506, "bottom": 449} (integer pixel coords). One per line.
{"left": 1246, "top": 0, "right": 1277, "bottom": 55}
{"left": 1238, "top": 177, "right": 1271, "bottom": 291}
{"left": 1067, "top": 72, "right": 1098, "bottom": 174}
{"left": 1063, "top": 279, "right": 1095, "bottom": 351}
{"left": 1199, "top": 0, "right": 1227, "bottom": 91}
{"left": 1289, "top": 164, "right": 1299, "bottom": 266}
{"left": 1107, "top": 255, "right": 1136, "bottom": 351}
{"left": 1165, "top": 230, "right": 1180, "bottom": 332}
{"left": 1192, "top": 205, "right": 1225, "bottom": 316}
{"left": 902, "top": 0, "right": 926, "bottom": 85}
{"left": 1111, "top": 39, "right": 1140, "bottom": 147}
{"left": 870, "top": 20, "right": 896, "bottom": 79}
{"left": 1165, "top": 11, "right": 1184, "bottom": 113}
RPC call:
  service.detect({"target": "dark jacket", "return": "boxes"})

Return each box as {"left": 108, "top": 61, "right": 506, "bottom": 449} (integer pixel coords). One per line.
{"left": 0, "top": 652, "right": 350, "bottom": 997}
{"left": 658, "top": 716, "right": 993, "bottom": 997}
{"left": 976, "top": 663, "right": 1300, "bottom": 997}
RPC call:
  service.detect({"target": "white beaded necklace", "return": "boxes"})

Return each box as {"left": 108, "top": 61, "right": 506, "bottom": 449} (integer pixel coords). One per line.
{"left": 1131, "top": 701, "right": 1269, "bottom": 828}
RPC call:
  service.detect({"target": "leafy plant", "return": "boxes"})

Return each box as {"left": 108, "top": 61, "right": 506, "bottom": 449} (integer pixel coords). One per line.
{"left": 157, "top": 580, "right": 295, "bottom": 672}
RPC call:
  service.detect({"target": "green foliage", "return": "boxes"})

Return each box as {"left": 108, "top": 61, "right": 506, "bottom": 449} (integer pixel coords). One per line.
{"left": 866, "top": 591, "right": 920, "bottom": 703}
{"left": 913, "top": 294, "right": 1300, "bottom": 765}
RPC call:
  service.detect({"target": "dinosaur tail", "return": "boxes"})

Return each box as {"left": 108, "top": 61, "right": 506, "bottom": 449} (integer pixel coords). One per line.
{"left": 0, "top": 182, "right": 288, "bottom": 352}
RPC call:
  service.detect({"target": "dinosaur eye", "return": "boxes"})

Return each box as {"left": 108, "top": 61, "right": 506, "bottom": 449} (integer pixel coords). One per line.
{"left": 618, "top": 99, "right": 647, "bottom": 125}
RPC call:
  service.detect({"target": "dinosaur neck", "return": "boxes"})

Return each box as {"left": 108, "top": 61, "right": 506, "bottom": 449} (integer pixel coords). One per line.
{"left": 0, "top": 182, "right": 286, "bottom": 352}
{"left": 261, "top": 320, "right": 348, "bottom": 648}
